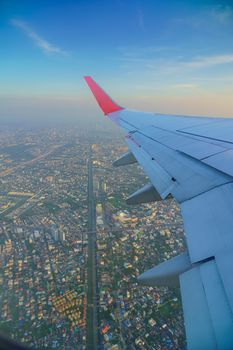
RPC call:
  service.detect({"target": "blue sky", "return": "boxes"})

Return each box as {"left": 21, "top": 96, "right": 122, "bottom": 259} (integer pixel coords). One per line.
{"left": 1, "top": 0, "right": 233, "bottom": 124}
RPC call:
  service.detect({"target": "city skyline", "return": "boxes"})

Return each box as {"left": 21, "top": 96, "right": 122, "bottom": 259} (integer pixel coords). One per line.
{"left": 1, "top": 0, "right": 233, "bottom": 125}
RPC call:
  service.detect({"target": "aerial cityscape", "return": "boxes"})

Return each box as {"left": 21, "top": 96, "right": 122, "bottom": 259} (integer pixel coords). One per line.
{"left": 0, "top": 125, "right": 186, "bottom": 349}
{"left": 1, "top": 0, "right": 233, "bottom": 348}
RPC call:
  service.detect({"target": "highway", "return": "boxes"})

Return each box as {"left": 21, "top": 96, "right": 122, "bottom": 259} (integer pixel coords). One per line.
{"left": 0, "top": 144, "right": 63, "bottom": 177}
{"left": 86, "top": 153, "right": 98, "bottom": 350}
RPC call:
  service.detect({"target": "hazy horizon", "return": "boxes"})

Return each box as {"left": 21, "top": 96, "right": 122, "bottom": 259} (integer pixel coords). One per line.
{"left": 1, "top": 0, "right": 233, "bottom": 124}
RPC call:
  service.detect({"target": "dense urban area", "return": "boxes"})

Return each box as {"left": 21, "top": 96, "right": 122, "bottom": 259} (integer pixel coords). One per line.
{"left": 0, "top": 124, "right": 186, "bottom": 349}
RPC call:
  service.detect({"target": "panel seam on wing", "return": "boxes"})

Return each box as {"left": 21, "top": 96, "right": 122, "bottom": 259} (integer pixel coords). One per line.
{"left": 180, "top": 180, "right": 233, "bottom": 204}
{"left": 178, "top": 130, "right": 233, "bottom": 146}
{"left": 213, "top": 259, "right": 233, "bottom": 322}
{"left": 198, "top": 262, "right": 225, "bottom": 348}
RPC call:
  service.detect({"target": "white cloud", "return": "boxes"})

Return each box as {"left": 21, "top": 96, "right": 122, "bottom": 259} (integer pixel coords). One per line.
{"left": 171, "top": 83, "right": 199, "bottom": 89}
{"left": 137, "top": 6, "right": 145, "bottom": 32}
{"left": 10, "top": 19, "right": 68, "bottom": 56}
{"left": 173, "top": 5, "right": 233, "bottom": 28}
{"left": 117, "top": 45, "right": 177, "bottom": 57}
{"left": 186, "top": 54, "right": 233, "bottom": 69}
{"left": 210, "top": 5, "right": 233, "bottom": 24}
{"left": 117, "top": 51, "right": 233, "bottom": 73}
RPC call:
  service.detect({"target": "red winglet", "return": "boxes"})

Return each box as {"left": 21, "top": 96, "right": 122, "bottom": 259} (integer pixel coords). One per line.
{"left": 84, "top": 76, "right": 124, "bottom": 115}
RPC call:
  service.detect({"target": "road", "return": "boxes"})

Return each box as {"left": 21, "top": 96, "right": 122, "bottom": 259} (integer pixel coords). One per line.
{"left": 86, "top": 153, "right": 98, "bottom": 350}
{"left": 0, "top": 144, "right": 63, "bottom": 177}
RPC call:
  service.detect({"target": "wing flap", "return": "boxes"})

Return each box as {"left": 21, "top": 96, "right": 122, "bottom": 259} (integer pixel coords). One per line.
{"left": 215, "top": 251, "right": 233, "bottom": 315}
{"left": 139, "top": 125, "right": 226, "bottom": 160}
{"left": 180, "top": 267, "right": 218, "bottom": 350}
{"left": 203, "top": 149, "right": 233, "bottom": 177}
{"left": 127, "top": 130, "right": 231, "bottom": 203}
{"left": 178, "top": 119, "right": 233, "bottom": 144}
{"left": 180, "top": 259, "right": 233, "bottom": 350}
{"left": 181, "top": 182, "right": 233, "bottom": 263}
{"left": 200, "top": 260, "right": 233, "bottom": 349}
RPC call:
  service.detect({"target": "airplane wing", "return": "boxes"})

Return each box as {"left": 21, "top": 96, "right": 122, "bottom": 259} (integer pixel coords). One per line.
{"left": 84, "top": 76, "right": 233, "bottom": 350}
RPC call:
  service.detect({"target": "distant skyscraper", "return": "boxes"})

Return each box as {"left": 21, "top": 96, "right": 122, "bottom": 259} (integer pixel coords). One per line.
{"left": 51, "top": 224, "right": 59, "bottom": 241}
{"left": 59, "top": 229, "right": 66, "bottom": 242}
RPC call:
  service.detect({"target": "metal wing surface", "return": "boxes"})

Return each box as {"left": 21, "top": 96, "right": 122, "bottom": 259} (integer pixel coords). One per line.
{"left": 84, "top": 76, "right": 233, "bottom": 350}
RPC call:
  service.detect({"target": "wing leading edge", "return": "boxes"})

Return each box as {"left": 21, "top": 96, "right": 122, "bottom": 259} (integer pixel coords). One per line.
{"left": 84, "top": 76, "right": 233, "bottom": 349}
